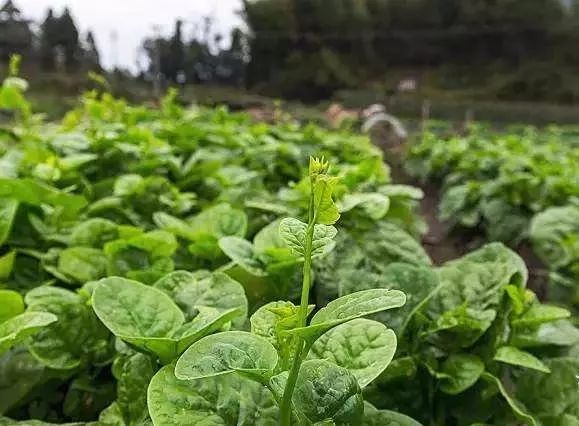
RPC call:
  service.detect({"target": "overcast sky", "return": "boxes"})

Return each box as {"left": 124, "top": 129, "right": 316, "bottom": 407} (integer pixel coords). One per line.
{"left": 15, "top": 0, "right": 243, "bottom": 71}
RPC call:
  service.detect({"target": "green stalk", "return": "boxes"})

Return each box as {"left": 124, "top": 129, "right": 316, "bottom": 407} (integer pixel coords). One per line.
{"left": 279, "top": 178, "right": 316, "bottom": 426}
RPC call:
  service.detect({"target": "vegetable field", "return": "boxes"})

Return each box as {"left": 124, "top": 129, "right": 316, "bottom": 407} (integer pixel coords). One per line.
{"left": 0, "top": 67, "right": 578, "bottom": 426}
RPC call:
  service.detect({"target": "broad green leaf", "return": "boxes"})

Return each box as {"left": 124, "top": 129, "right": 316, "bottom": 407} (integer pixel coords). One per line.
{"left": 423, "top": 305, "right": 497, "bottom": 349}
{"left": 313, "top": 175, "right": 340, "bottom": 225}
{"left": 0, "top": 312, "right": 57, "bottom": 355}
{"left": 371, "top": 263, "right": 439, "bottom": 336}
{"left": 147, "top": 365, "right": 278, "bottom": 426}
{"left": 308, "top": 319, "right": 397, "bottom": 388}
{"left": 113, "top": 352, "right": 155, "bottom": 425}
{"left": 253, "top": 219, "right": 288, "bottom": 254}
{"left": 529, "top": 206, "right": 579, "bottom": 269}
{"left": 0, "top": 250, "right": 14, "bottom": 281}
{"left": 288, "top": 289, "right": 406, "bottom": 341}
{"left": 291, "top": 359, "right": 363, "bottom": 424}
{"left": 188, "top": 203, "right": 248, "bottom": 238}
{"left": 512, "top": 319, "right": 579, "bottom": 348}
{"left": 219, "top": 236, "right": 266, "bottom": 276}
{"left": 513, "top": 304, "right": 570, "bottom": 327}
{"left": 57, "top": 247, "right": 107, "bottom": 283}
{"left": 363, "top": 402, "right": 423, "bottom": 425}
{"left": 70, "top": 218, "right": 119, "bottom": 248}
{"left": 314, "top": 226, "right": 431, "bottom": 304}
{"left": 92, "top": 277, "right": 184, "bottom": 361}
{"left": 153, "top": 212, "right": 197, "bottom": 241}
{"left": 0, "top": 290, "right": 24, "bottom": 323}
{"left": 25, "top": 286, "right": 111, "bottom": 369}
{"left": 494, "top": 346, "right": 550, "bottom": 373}
{"left": 439, "top": 354, "right": 484, "bottom": 395}
{"left": 175, "top": 331, "right": 278, "bottom": 381}
{"left": 173, "top": 307, "right": 243, "bottom": 353}
{"left": 373, "top": 356, "right": 417, "bottom": 385}
{"left": 0, "top": 199, "right": 18, "bottom": 246}
{"left": 124, "top": 230, "right": 178, "bottom": 258}
{"left": 114, "top": 174, "right": 143, "bottom": 196}
{"left": 429, "top": 243, "right": 527, "bottom": 318}
{"left": 0, "top": 179, "right": 86, "bottom": 220}
{"left": 0, "top": 347, "right": 49, "bottom": 415}
{"left": 426, "top": 244, "right": 527, "bottom": 347}
{"left": 482, "top": 373, "right": 538, "bottom": 426}
{"left": 154, "top": 270, "right": 248, "bottom": 327}
{"left": 516, "top": 358, "right": 579, "bottom": 424}
{"left": 360, "top": 222, "right": 431, "bottom": 267}
{"left": 104, "top": 231, "right": 177, "bottom": 284}
{"left": 339, "top": 193, "right": 390, "bottom": 220}
{"left": 279, "top": 217, "right": 337, "bottom": 257}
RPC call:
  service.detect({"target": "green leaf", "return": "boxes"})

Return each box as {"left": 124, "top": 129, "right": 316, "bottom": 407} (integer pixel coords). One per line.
{"left": 439, "top": 354, "right": 484, "bottom": 395}
{"left": 513, "top": 304, "right": 570, "bottom": 327}
{"left": 363, "top": 402, "right": 423, "bottom": 425}
{"left": 253, "top": 219, "right": 288, "bottom": 254}
{"left": 308, "top": 319, "right": 397, "bottom": 388}
{"left": 125, "top": 230, "right": 178, "bottom": 258}
{"left": 0, "top": 199, "right": 18, "bottom": 246}
{"left": 25, "top": 286, "right": 111, "bottom": 369}
{"left": 154, "top": 270, "right": 248, "bottom": 327}
{"left": 113, "top": 352, "right": 155, "bottom": 425}
{"left": 288, "top": 289, "right": 406, "bottom": 341}
{"left": 175, "top": 331, "right": 278, "bottom": 382}
{"left": 0, "top": 347, "right": 49, "bottom": 415}
{"left": 70, "top": 218, "right": 119, "bottom": 248}
{"left": 173, "top": 307, "right": 243, "bottom": 354}
{"left": 511, "top": 319, "right": 579, "bottom": 348}
{"left": 153, "top": 212, "right": 197, "bottom": 241}
{"left": 0, "top": 312, "right": 57, "bottom": 355}
{"left": 313, "top": 175, "right": 340, "bottom": 225}
{"left": 515, "top": 358, "right": 579, "bottom": 424}
{"left": 219, "top": 236, "right": 266, "bottom": 276}
{"left": 494, "top": 346, "right": 550, "bottom": 373}
{"left": 291, "top": 359, "right": 363, "bottom": 424}
{"left": 0, "top": 290, "right": 24, "bottom": 323}
{"left": 279, "top": 217, "right": 337, "bottom": 257}
{"left": 482, "top": 372, "right": 537, "bottom": 426}
{"left": 360, "top": 222, "right": 431, "bottom": 267}
{"left": 57, "top": 247, "right": 108, "bottom": 283}
{"left": 0, "top": 179, "right": 87, "bottom": 220}
{"left": 529, "top": 206, "right": 579, "bottom": 269}
{"left": 188, "top": 203, "right": 248, "bottom": 239}
{"left": 0, "top": 250, "right": 14, "bottom": 281}
{"left": 372, "top": 263, "right": 440, "bottom": 336}
{"left": 339, "top": 193, "right": 390, "bottom": 220}
{"left": 92, "top": 277, "right": 184, "bottom": 361}
{"left": 148, "top": 365, "right": 278, "bottom": 426}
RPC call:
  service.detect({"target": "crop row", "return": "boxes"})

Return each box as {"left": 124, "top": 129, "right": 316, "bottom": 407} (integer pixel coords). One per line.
{"left": 407, "top": 123, "right": 579, "bottom": 310}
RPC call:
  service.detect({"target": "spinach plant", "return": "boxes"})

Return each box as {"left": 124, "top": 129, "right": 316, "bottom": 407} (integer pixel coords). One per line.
{"left": 147, "top": 158, "right": 408, "bottom": 425}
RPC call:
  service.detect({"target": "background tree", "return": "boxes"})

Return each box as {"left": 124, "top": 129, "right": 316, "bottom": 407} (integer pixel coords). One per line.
{"left": 56, "top": 7, "right": 80, "bottom": 70}
{"left": 0, "top": 0, "right": 33, "bottom": 63}
{"left": 83, "top": 30, "right": 101, "bottom": 71}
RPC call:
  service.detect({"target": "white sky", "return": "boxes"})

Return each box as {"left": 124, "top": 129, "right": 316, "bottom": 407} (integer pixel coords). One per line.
{"left": 15, "top": 0, "right": 244, "bottom": 71}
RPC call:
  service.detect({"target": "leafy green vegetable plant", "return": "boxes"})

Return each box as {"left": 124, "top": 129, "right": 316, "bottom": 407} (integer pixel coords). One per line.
{"left": 147, "top": 158, "right": 407, "bottom": 425}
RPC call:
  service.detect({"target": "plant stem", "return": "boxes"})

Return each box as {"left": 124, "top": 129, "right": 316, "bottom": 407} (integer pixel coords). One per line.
{"left": 279, "top": 180, "right": 316, "bottom": 426}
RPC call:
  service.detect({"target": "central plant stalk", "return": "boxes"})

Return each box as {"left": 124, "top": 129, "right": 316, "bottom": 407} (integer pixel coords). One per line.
{"left": 279, "top": 170, "right": 317, "bottom": 426}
